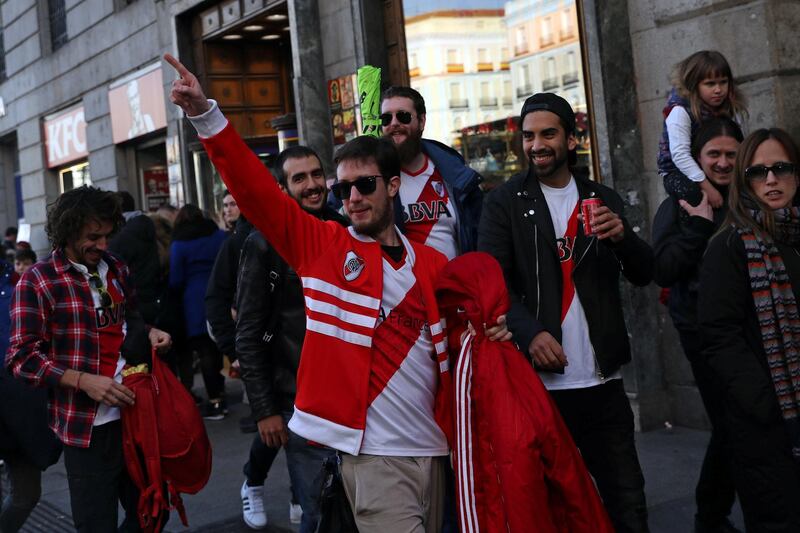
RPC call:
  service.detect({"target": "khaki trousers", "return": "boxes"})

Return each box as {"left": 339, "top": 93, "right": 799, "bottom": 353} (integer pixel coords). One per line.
{"left": 341, "top": 454, "right": 445, "bottom": 533}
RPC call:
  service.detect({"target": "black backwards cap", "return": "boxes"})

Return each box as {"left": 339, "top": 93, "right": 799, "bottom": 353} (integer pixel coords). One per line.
{"left": 519, "top": 93, "right": 576, "bottom": 134}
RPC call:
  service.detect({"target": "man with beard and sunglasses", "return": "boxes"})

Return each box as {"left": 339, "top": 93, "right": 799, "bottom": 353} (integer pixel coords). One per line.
{"left": 6, "top": 185, "right": 172, "bottom": 531}
{"left": 380, "top": 86, "right": 483, "bottom": 259}
{"left": 165, "top": 53, "right": 510, "bottom": 532}
{"left": 478, "top": 93, "right": 653, "bottom": 533}
{"left": 235, "top": 145, "right": 346, "bottom": 531}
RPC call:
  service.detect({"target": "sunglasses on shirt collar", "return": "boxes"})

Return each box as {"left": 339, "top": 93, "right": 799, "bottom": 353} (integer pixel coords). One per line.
{"left": 88, "top": 272, "right": 113, "bottom": 308}
{"left": 330, "top": 176, "right": 381, "bottom": 200}
{"left": 379, "top": 111, "right": 414, "bottom": 127}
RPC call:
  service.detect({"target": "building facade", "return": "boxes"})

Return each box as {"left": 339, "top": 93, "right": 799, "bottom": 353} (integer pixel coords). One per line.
{"left": 0, "top": 0, "right": 402, "bottom": 256}
{"left": 504, "top": 0, "right": 584, "bottom": 111}
{"left": 406, "top": 9, "right": 512, "bottom": 146}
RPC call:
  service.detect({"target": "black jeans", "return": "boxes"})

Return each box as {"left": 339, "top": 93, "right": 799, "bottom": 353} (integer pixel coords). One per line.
{"left": 62, "top": 420, "right": 141, "bottom": 533}
{"left": 0, "top": 453, "right": 42, "bottom": 532}
{"left": 243, "top": 432, "right": 280, "bottom": 486}
{"left": 188, "top": 334, "right": 225, "bottom": 400}
{"left": 679, "top": 332, "right": 737, "bottom": 527}
{"left": 549, "top": 379, "right": 649, "bottom": 533}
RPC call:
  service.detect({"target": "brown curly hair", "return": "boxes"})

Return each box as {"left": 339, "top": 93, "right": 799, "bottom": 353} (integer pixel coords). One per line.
{"left": 45, "top": 185, "right": 124, "bottom": 249}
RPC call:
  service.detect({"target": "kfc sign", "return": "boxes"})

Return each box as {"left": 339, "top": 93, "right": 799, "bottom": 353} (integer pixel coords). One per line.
{"left": 44, "top": 105, "right": 88, "bottom": 168}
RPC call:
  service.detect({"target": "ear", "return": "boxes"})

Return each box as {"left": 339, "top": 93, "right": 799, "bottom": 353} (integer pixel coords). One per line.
{"left": 567, "top": 132, "right": 578, "bottom": 152}
{"left": 419, "top": 113, "right": 426, "bottom": 133}
{"left": 386, "top": 175, "right": 401, "bottom": 198}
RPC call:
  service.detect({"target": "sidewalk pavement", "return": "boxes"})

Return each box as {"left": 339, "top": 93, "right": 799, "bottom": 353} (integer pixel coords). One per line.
{"left": 21, "top": 382, "right": 744, "bottom": 532}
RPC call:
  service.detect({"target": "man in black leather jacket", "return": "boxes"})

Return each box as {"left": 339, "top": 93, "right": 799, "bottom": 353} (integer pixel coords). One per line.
{"left": 478, "top": 94, "right": 653, "bottom": 533}
{"left": 235, "top": 146, "right": 347, "bottom": 532}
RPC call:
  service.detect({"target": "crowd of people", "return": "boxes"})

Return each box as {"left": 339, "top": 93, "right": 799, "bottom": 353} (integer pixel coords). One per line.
{"left": 1, "top": 46, "right": 799, "bottom": 533}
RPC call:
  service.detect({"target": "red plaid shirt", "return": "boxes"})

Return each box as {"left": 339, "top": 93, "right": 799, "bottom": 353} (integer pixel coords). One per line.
{"left": 5, "top": 249, "right": 133, "bottom": 448}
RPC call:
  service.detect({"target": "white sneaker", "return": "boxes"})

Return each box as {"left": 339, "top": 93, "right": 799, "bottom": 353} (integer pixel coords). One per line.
{"left": 241, "top": 481, "right": 268, "bottom": 530}
{"left": 289, "top": 502, "right": 303, "bottom": 524}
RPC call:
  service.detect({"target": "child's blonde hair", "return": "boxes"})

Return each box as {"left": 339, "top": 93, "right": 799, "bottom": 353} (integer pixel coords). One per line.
{"left": 671, "top": 50, "right": 747, "bottom": 122}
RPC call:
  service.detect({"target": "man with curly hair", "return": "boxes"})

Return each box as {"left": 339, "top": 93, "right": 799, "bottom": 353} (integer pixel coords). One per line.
{"left": 5, "top": 185, "right": 171, "bottom": 531}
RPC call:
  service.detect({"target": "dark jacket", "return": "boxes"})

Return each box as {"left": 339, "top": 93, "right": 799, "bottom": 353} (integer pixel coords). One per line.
{"left": 698, "top": 226, "right": 800, "bottom": 529}
{"left": 697, "top": 227, "right": 799, "bottom": 426}
{"left": 205, "top": 216, "right": 254, "bottom": 360}
{"left": 652, "top": 197, "right": 726, "bottom": 339}
{"left": 110, "top": 213, "right": 161, "bottom": 323}
{"left": 393, "top": 139, "right": 483, "bottom": 253}
{"left": 478, "top": 171, "right": 653, "bottom": 377}
{"left": 169, "top": 219, "right": 227, "bottom": 338}
{"left": 236, "top": 207, "right": 347, "bottom": 421}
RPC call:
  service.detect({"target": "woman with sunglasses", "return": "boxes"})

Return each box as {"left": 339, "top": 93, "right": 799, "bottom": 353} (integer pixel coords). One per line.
{"left": 698, "top": 128, "right": 800, "bottom": 532}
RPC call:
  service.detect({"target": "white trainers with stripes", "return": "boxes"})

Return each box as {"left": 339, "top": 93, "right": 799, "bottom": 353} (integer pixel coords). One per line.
{"left": 240, "top": 481, "right": 267, "bottom": 530}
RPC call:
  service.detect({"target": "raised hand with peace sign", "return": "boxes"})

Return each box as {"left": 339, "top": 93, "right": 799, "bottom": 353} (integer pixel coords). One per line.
{"left": 164, "top": 53, "right": 211, "bottom": 117}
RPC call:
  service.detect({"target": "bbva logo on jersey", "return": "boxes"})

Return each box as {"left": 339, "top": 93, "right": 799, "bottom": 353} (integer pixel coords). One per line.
{"left": 343, "top": 250, "right": 366, "bottom": 281}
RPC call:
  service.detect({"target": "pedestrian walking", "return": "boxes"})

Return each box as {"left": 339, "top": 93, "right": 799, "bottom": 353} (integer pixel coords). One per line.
{"left": 5, "top": 185, "right": 171, "bottom": 532}
{"left": 698, "top": 128, "right": 800, "bottom": 532}
{"left": 478, "top": 93, "right": 653, "bottom": 533}
{"left": 165, "top": 53, "right": 509, "bottom": 532}
{"left": 169, "top": 204, "right": 228, "bottom": 419}
{"left": 109, "top": 191, "right": 161, "bottom": 324}
{"left": 653, "top": 117, "right": 744, "bottom": 533}
{"left": 380, "top": 86, "right": 482, "bottom": 259}
{"left": 236, "top": 146, "right": 347, "bottom": 531}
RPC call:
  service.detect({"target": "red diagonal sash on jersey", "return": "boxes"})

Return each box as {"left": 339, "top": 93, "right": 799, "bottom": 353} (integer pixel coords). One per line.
{"left": 559, "top": 202, "right": 581, "bottom": 323}
{"left": 368, "top": 281, "right": 428, "bottom": 405}
{"left": 403, "top": 166, "right": 451, "bottom": 246}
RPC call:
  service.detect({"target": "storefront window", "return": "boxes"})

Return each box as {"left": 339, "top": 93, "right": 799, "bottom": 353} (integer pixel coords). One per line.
{"left": 59, "top": 162, "right": 91, "bottom": 193}
{"left": 402, "top": 0, "right": 596, "bottom": 188}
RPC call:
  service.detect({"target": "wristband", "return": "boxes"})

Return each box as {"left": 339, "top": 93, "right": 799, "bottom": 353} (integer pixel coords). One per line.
{"left": 75, "top": 371, "right": 83, "bottom": 391}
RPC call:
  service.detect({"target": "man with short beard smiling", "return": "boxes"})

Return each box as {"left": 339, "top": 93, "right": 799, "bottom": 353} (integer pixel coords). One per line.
{"left": 235, "top": 145, "right": 346, "bottom": 532}
{"left": 478, "top": 93, "right": 653, "bottom": 533}
{"left": 380, "top": 86, "right": 483, "bottom": 259}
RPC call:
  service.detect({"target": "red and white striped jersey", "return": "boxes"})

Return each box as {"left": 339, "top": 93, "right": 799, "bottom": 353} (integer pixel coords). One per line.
{"left": 361, "top": 249, "right": 449, "bottom": 456}
{"left": 194, "top": 105, "right": 455, "bottom": 456}
{"left": 400, "top": 157, "right": 460, "bottom": 260}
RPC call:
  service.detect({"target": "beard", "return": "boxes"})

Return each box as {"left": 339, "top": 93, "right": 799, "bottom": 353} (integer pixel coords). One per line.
{"left": 352, "top": 198, "right": 394, "bottom": 238}
{"left": 529, "top": 149, "right": 569, "bottom": 179}
{"left": 395, "top": 131, "right": 423, "bottom": 166}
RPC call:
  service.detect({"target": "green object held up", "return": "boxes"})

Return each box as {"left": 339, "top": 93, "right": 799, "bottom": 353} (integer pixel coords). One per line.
{"left": 358, "top": 66, "right": 382, "bottom": 138}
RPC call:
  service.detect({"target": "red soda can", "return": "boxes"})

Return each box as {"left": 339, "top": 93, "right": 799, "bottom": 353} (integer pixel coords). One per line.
{"left": 581, "top": 198, "right": 603, "bottom": 236}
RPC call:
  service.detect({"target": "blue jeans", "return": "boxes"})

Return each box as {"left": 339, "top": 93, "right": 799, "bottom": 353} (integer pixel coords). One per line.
{"left": 244, "top": 411, "right": 334, "bottom": 533}
{"left": 285, "top": 412, "right": 335, "bottom": 533}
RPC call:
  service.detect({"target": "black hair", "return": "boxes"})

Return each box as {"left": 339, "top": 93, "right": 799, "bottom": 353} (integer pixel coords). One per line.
{"left": 275, "top": 146, "right": 323, "bottom": 187}
{"left": 334, "top": 136, "right": 400, "bottom": 182}
{"left": 45, "top": 185, "right": 123, "bottom": 249}
{"left": 690, "top": 117, "right": 744, "bottom": 160}
{"left": 118, "top": 191, "right": 136, "bottom": 212}
{"left": 380, "top": 86, "right": 426, "bottom": 117}
{"left": 174, "top": 204, "right": 205, "bottom": 229}
{"left": 4, "top": 226, "right": 16, "bottom": 238}
{"left": 14, "top": 248, "right": 36, "bottom": 264}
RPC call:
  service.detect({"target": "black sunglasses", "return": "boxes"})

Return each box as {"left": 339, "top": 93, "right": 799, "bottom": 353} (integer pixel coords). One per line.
{"left": 331, "top": 176, "right": 380, "bottom": 200}
{"left": 88, "top": 273, "right": 113, "bottom": 308}
{"left": 379, "top": 111, "right": 413, "bottom": 127}
{"left": 744, "top": 162, "right": 796, "bottom": 182}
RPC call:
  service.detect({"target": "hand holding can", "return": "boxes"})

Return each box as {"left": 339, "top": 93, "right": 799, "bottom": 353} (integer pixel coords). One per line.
{"left": 581, "top": 198, "right": 603, "bottom": 236}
